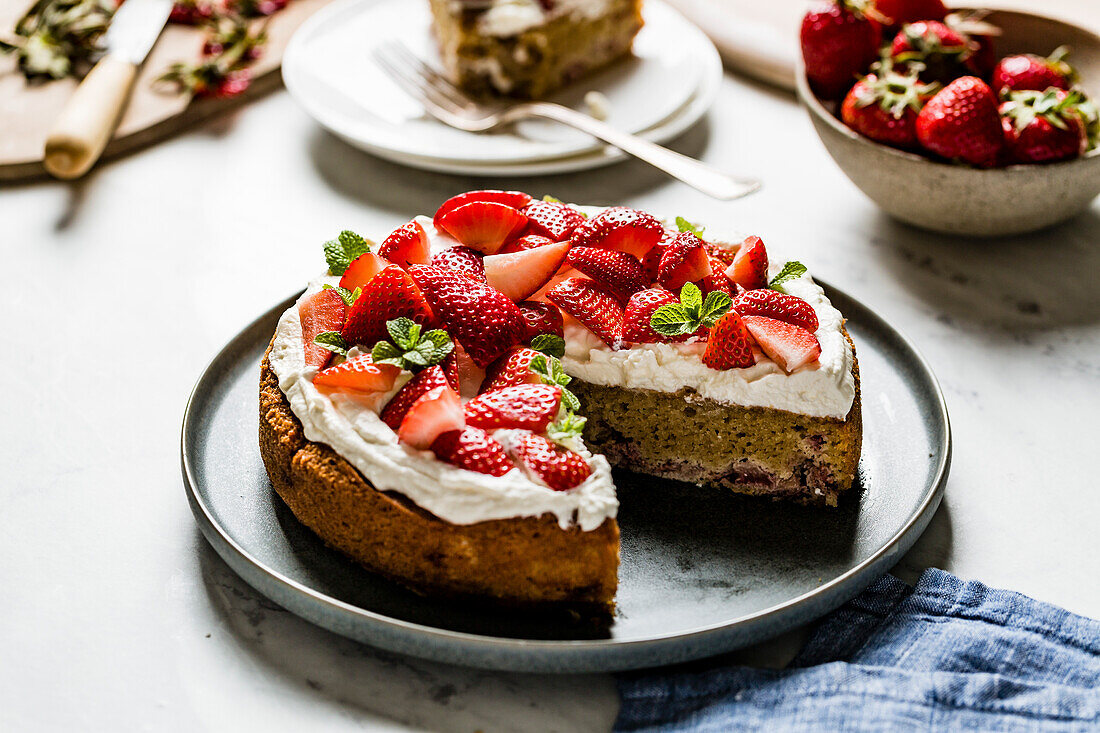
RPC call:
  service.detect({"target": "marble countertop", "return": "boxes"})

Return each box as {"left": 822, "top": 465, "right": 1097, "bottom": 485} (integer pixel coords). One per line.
{"left": 2, "top": 68, "right": 1098, "bottom": 731}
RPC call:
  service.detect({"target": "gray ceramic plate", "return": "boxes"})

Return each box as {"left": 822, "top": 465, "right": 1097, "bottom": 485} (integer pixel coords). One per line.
{"left": 182, "top": 285, "right": 950, "bottom": 673}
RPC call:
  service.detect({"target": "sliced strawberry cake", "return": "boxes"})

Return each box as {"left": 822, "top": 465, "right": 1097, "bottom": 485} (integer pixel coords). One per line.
{"left": 260, "top": 191, "right": 861, "bottom": 608}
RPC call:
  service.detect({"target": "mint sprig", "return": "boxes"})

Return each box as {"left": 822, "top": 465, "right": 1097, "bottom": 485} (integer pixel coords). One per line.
{"left": 769, "top": 261, "right": 807, "bottom": 291}
{"left": 324, "top": 230, "right": 372, "bottom": 276}
{"left": 650, "top": 282, "right": 732, "bottom": 337}
{"left": 322, "top": 283, "right": 361, "bottom": 307}
{"left": 542, "top": 194, "right": 563, "bottom": 203}
{"left": 314, "top": 331, "right": 349, "bottom": 357}
{"left": 528, "top": 353, "right": 581, "bottom": 413}
{"left": 530, "top": 333, "right": 566, "bottom": 359}
{"left": 370, "top": 317, "right": 453, "bottom": 371}
{"left": 675, "top": 216, "right": 705, "bottom": 236}
{"left": 547, "top": 412, "right": 587, "bottom": 444}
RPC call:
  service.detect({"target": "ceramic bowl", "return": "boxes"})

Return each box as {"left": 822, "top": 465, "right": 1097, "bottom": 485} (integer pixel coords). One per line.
{"left": 797, "top": 8, "right": 1100, "bottom": 237}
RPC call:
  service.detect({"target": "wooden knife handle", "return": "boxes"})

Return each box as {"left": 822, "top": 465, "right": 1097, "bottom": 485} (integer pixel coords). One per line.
{"left": 44, "top": 55, "right": 138, "bottom": 180}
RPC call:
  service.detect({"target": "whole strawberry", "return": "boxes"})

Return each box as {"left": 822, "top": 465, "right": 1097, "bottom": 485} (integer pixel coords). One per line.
{"left": 916, "top": 76, "right": 1003, "bottom": 167}
{"left": 890, "top": 20, "right": 976, "bottom": 84}
{"left": 999, "top": 89, "right": 1088, "bottom": 164}
{"left": 872, "top": 0, "right": 946, "bottom": 27}
{"left": 801, "top": 0, "right": 882, "bottom": 99}
{"left": 841, "top": 71, "right": 939, "bottom": 148}
{"left": 992, "top": 47, "right": 1076, "bottom": 97}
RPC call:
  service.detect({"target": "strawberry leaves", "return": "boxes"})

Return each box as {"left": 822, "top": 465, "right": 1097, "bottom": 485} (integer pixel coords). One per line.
{"left": 371, "top": 317, "right": 453, "bottom": 371}
{"left": 650, "top": 282, "right": 732, "bottom": 337}
{"left": 547, "top": 412, "right": 587, "bottom": 444}
{"left": 322, "top": 283, "right": 361, "bottom": 307}
{"left": 530, "top": 333, "right": 566, "bottom": 359}
{"left": 528, "top": 353, "right": 580, "bottom": 413}
{"left": 769, "top": 261, "right": 807, "bottom": 291}
{"left": 314, "top": 331, "right": 349, "bottom": 357}
{"left": 324, "top": 230, "right": 372, "bottom": 275}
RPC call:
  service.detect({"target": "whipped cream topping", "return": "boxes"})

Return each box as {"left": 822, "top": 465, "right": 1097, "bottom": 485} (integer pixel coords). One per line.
{"left": 458, "top": 0, "right": 614, "bottom": 37}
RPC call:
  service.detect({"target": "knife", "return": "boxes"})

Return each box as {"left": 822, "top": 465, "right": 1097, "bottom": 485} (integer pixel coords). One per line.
{"left": 43, "top": 0, "right": 173, "bottom": 180}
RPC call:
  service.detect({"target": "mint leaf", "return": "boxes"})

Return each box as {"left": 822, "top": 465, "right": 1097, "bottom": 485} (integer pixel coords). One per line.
{"left": 675, "top": 216, "right": 705, "bottom": 236}
{"left": 314, "top": 331, "right": 349, "bottom": 356}
{"left": 650, "top": 283, "right": 731, "bottom": 337}
{"left": 528, "top": 353, "right": 581, "bottom": 413}
{"left": 650, "top": 303, "right": 694, "bottom": 336}
{"left": 680, "top": 281, "right": 702, "bottom": 311}
{"left": 530, "top": 333, "right": 566, "bottom": 359}
{"left": 701, "top": 290, "right": 732, "bottom": 322}
{"left": 387, "top": 317, "right": 419, "bottom": 350}
{"left": 769, "top": 261, "right": 807, "bottom": 291}
{"left": 322, "top": 284, "right": 361, "bottom": 307}
{"left": 547, "top": 412, "right": 587, "bottom": 444}
{"left": 542, "top": 194, "right": 563, "bottom": 203}
{"left": 323, "top": 230, "right": 372, "bottom": 275}
{"left": 371, "top": 318, "right": 453, "bottom": 371}
{"left": 371, "top": 341, "right": 403, "bottom": 366}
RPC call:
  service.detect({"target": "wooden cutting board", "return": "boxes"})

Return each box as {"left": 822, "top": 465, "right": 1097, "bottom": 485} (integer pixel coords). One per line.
{"left": 0, "top": 0, "right": 335, "bottom": 182}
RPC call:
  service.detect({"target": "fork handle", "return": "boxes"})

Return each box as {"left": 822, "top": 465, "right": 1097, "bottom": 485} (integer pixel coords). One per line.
{"left": 523, "top": 102, "right": 761, "bottom": 201}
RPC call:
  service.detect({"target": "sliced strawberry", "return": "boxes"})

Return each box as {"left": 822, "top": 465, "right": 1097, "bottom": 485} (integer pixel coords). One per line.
{"left": 643, "top": 240, "right": 669, "bottom": 282}
{"left": 571, "top": 207, "right": 664, "bottom": 259}
{"left": 500, "top": 234, "right": 556, "bottom": 254}
{"left": 408, "top": 265, "right": 526, "bottom": 367}
{"left": 433, "top": 190, "right": 532, "bottom": 228}
{"left": 702, "top": 261, "right": 736, "bottom": 298}
{"left": 620, "top": 288, "right": 683, "bottom": 344}
{"left": 437, "top": 201, "right": 528, "bottom": 255}
{"left": 483, "top": 241, "right": 571, "bottom": 302}
{"left": 380, "top": 365, "right": 449, "bottom": 430}
{"left": 377, "top": 220, "right": 430, "bottom": 269}
{"left": 658, "top": 232, "right": 712, "bottom": 291}
{"left": 299, "top": 289, "right": 347, "bottom": 369}
{"left": 702, "top": 311, "right": 756, "bottom": 370}
{"left": 430, "top": 246, "right": 486, "bottom": 281}
{"left": 565, "top": 247, "right": 648, "bottom": 303}
{"left": 313, "top": 354, "right": 401, "bottom": 394}
{"left": 481, "top": 346, "right": 543, "bottom": 393}
{"left": 517, "top": 301, "right": 564, "bottom": 339}
{"left": 341, "top": 265, "right": 435, "bottom": 348}
{"left": 430, "top": 427, "right": 513, "bottom": 477}
{"left": 546, "top": 278, "right": 624, "bottom": 348}
{"left": 705, "top": 242, "right": 739, "bottom": 267}
{"left": 339, "top": 252, "right": 390, "bottom": 292}
{"left": 725, "top": 236, "right": 769, "bottom": 291}
{"left": 397, "top": 384, "right": 465, "bottom": 449}
{"left": 509, "top": 432, "right": 591, "bottom": 490}
{"left": 741, "top": 315, "right": 822, "bottom": 372}
{"left": 465, "top": 384, "right": 562, "bottom": 432}
{"left": 440, "top": 339, "right": 485, "bottom": 398}
{"left": 734, "top": 289, "right": 819, "bottom": 332}
{"left": 521, "top": 200, "right": 585, "bottom": 241}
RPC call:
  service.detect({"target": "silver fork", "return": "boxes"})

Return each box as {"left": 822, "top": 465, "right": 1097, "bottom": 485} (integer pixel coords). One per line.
{"left": 373, "top": 42, "right": 761, "bottom": 201}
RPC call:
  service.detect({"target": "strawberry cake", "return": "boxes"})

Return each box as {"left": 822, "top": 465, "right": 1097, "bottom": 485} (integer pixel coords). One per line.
{"left": 260, "top": 191, "right": 861, "bottom": 609}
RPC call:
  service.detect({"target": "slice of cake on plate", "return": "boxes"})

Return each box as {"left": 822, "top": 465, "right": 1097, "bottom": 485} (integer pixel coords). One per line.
{"left": 428, "top": 0, "right": 645, "bottom": 97}
{"left": 259, "top": 190, "right": 861, "bottom": 609}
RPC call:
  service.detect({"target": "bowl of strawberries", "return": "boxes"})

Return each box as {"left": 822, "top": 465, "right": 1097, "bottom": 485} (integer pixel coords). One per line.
{"left": 797, "top": 0, "right": 1100, "bottom": 236}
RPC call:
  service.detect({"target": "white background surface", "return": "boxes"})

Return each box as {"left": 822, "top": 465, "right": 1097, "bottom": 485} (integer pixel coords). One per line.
{"left": 2, "top": 65, "right": 1099, "bottom": 731}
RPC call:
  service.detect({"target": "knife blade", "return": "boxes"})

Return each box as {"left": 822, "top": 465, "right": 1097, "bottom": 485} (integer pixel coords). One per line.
{"left": 105, "top": 0, "right": 173, "bottom": 65}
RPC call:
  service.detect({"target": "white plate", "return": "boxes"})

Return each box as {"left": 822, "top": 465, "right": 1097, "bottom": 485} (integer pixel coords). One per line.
{"left": 283, "top": 0, "right": 721, "bottom": 167}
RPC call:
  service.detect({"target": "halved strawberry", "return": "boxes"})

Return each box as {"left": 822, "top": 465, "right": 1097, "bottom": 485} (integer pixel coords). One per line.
{"left": 521, "top": 200, "right": 585, "bottom": 241}
{"left": 642, "top": 240, "right": 670, "bottom": 282}
{"left": 339, "top": 252, "right": 390, "bottom": 292}
{"left": 430, "top": 246, "right": 486, "bottom": 281}
{"left": 571, "top": 207, "right": 664, "bottom": 259}
{"left": 734, "top": 289, "right": 819, "bottom": 332}
{"left": 702, "top": 311, "right": 756, "bottom": 370}
{"left": 299, "top": 289, "right": 347, "bottom": 369}
{"left": 702, "top": 262, "right": 736, "bottom": 298}
{"left": 566, "top": 247, "right": 648, "bottom": 303}
{"left": 725, "top": 236, "right": 769, "bottom": 290}
{"left": 741, "top": 315, "right": 821, "bottom": 372}
{"left": 433, "top": 190, "right": 532, "bottom": 228}
{"left": 508, "top": 432, "right": 591, "bottom": 490}
{"left": 658, "top": 232, "right": 712, "bottom": 291}
{"left": 313, "top": 354, "right": 401, "bottom": 394}
{"left": 483, "top": 241, "right": 571, "bottom": 302}
{"left": 517, "top": 301, "right": 564, "bottom": 339}
{"left": 481, "top": 346, "right": 542, "bottom": 393}
{"left": 437, "top": 201, "right": 528, "bottom": 255}
{"left": 465, "top": 384, "right": 562, "bottom": 432}
{"left": 546, "top": 278, "right": 624, "bottom": 348}
{"left": 705, "top": 242, "right": 739, "bottom": 266}
{"left": 380, "top": 365, "right": 450, "bottom": 430}
{"left": 408, "top": 265, "right": 526, "bottom": 367}
{"left": 440, "top": 339, "right": 485, "bottom": 398}
{"left": 500, "top": 234, "right": 556, "bottom": 254}
{"left": 377, "top": 220, "right": 430, "bottom": 269}
{"left": 397, "top": 384, "right": 465, "bottom": 449}
{"left": 430, "top": 427, "right": 513, "bottom": 476}
{"left": 341, "top": 265, "right": 435, "bottom": 348}
{"left": 620, "top": 288, "right": 683, "bottom": 344}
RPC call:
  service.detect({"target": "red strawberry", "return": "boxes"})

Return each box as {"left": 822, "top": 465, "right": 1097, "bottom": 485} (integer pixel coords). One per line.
{"left": 481, "top": 346, "right": 543, "bottom": 392}
{"left": 338, "top": 252, "right": 389, "bottom": 292}
{"left": 800, "top": 0, "right": 881, "bottom": 99}
{"left": 725, "top": 236, "right": 769, "bottom": 290}
{"left": 377, "top": 220, "right": 430, "bottom": 269}
{"left": 408, "top": 265, "right": 526, "bottom": 367}
{"left": 705, "top": 242, "right": 738, "bottom": 267}
{"left": 433, "top": 190, "right": 532, "bottom": 228}
{"left": 620, "top": 288, "right": 685, "bottom": 344}
{"left": 546, "top": 278, "right": 625, "bottom": 348}
{"left": 566, "top": 247, "right": 649, "bottom": 303}
{"left": 642, "top": 239, "right": 670, "bottom": 282}
{"left": 657, "top": 232, "right": 712, "bottom": 291}
{"left": 430, "top": 246, "right": 486, "bottom": 281}
{"left": 916, "top": 76, "right": 1003, "bottom": 167}
{"left": 509, "top": 432, "right": 591, "bottom": 490}
{"left": 465, "top": 384, "right": 562, "bottom": 432}
{"left": 313, "top": 354, "right": 401, "bottom": 394}
{"left": 992, "top": 48, "right": 1075, "bottom": 97}
{"left": 702, "top": 311, "right": 756, "bottom": 370}
{"left": 521, "top": 200, "right": 585, "bottom": 241}
{"left": 430, "top": 427, "right": 513, "bottom": 477}
{"left": 483, "top": 241, "right": 571, "bottom": 302}
{"left": 999, "top": 89, "right": 1088, "bottom": 165}
{"left": 437, "top": 201, "right": 528, "bottom": 255}
{"left": 742, "top": 316, "right": 822, "bottom": 372}
{"left": 380, "top": 365, "right": 449, "bottom": 430}
{"left": 571, "top": 207, "right": 664, "bottom": 259}
{"left": 702, "top": 264, "right": 736, "bottom": 298}
{"left": 890, "top": 20, "right": 975, "bottom": 83}
{"left": 341, "top": 265, "right": 435, "bottom": 348}
{"left": 871, "top": 0, "right": 946, "bottom": 26}
{"left": 500, "top": 234, "right": 557, "bottom": 254}
{"left": 299, "top": 289, "right": 346, "bottom": 369}
{"left": 517, "top": 301, "right": 564, "bottom": 339}
{"left": 734, "top": 289, "right": 820, "bottom": 332}
{"left": 440, "top": 339, "right": 485, "bottom": 397}
{"left": 397, "top": 385, "right": 465, "bottom": 449}
{"left": 841, "top": 72, "right": 940, "bottom": 149}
